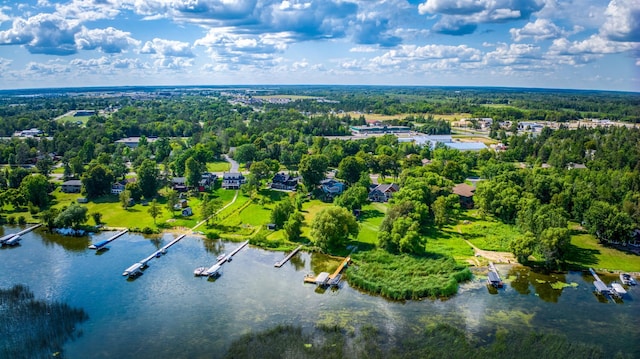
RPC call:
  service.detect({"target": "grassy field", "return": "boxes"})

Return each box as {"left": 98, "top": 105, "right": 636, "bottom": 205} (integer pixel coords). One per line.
{"left": 453, "top": 211, "right": 520, "bottom": 252}
{"left": 451, "top": 135, "right": 499, "bottom": 145}
{"left": 255, "top": 95, "right": 316, "bottom": 100}
{"left": 56, "top": 115, "right": 91, "bottom": 126}
{"left": 206, "top": 161, "right": 231, "bottom": 172}
{"left": 566, "top": 232, "right": 640, "bottom": 272}
{"left": 433, "top": 113, "right": 472, "bottom": 121}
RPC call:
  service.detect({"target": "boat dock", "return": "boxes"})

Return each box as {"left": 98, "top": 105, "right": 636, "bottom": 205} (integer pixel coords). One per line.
{"left": 304, "top": 256, "right": 350, "bottom": 287}
{"left": 89, "top": 229, "right": 128, "bottom": 250}
{"left": 122, "top": 234, "right": 187, "bottom": 278}
{"left": 1, "top": 224, "right": 42, "bottom": 246}
{"left": 194, "top": 240, "right": 249, "bottom": 277}
{"left": 274, "top": 245, "right": 302, "bottom": 268}
{"left": 590, "top": 267, "right": 609, "bottom": 295}
{"left": 487, "top": 262, "right": 503, "bottom": 288}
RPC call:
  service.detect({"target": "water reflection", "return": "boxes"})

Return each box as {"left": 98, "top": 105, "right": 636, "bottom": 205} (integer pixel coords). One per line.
{"left": 289, "top": 253, "right": 306, "bottom": 271}
{"left": 508, "top": 266, "right": 571, "bottom": 303}
{"left": 38, "top": 228, "right": 91, "bottom": 251}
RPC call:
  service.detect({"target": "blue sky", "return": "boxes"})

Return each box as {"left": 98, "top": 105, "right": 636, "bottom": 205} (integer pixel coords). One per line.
{"left": 0, "top": 0, "right": 638, "bottom": 91}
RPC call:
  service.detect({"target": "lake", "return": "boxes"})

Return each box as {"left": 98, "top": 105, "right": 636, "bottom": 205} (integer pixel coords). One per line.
{"left": 1, "top": 226, "right": 638, "bottom": 358}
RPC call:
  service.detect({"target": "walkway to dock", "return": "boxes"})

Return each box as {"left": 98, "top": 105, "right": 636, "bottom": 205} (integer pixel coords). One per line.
{"left": 89, "top": 229, "right": 128, "bottom": 249}
{"left": 195, "top": 240, "right": 249, "bottom": 277}
{"left": 16, "top": 224, "right": 42, "bottom": 236}
{"left": 274, "top": 245, "right": 302, "bottom": 268}
{"left": 0, "top": 224, "right": 42, "bottom": 245}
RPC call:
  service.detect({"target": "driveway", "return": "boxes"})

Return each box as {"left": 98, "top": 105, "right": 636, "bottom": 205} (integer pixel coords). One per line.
{"left": 223, "top": 154, "right": 239, "bottom": 173}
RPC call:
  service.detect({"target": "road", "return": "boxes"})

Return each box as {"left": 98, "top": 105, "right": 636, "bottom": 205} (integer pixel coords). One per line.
{"left": 223, "top": 154, "right": 239, "bottom": 173}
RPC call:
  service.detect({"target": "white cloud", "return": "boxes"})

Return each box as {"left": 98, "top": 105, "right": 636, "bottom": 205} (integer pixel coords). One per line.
{"left": 141, "top": 38, "right": 194, "bottom": 57}
{"left": 0, "top": 13, "right": 80, "bottom": 55}
{"left": 76, "top": 27, "right": 140, "bottom": 53}
{"left": 510, "top": 19, "right": 565, "bottom": 42}
{"left": 549, "top": 35, "right": 636, "bottom": 55}
{"left": 349, "top": 46, "right": 378, "bottom": 53}
{"left": 600, "top": 0, "right": 640, "bottom": 42}
{"left": 55, "top": 0, "right": 122, "bottom": 22}
{"left": 483, "top": 43, "right": 541, "bottom": 65}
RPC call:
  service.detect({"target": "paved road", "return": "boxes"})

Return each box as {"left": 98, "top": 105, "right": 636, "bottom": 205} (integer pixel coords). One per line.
{"left": 223, "top": 154, "right": 239, "bottom": 173}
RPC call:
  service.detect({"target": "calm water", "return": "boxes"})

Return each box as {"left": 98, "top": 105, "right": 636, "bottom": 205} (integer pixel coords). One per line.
{"left": 1, "top": 226, "right": 639, "bottom": 358}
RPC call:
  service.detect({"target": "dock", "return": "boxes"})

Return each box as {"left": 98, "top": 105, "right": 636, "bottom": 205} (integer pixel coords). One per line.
{"left": 122, "top": 234, "right": 187, "bottom": 278}
{"left": 274, "top": 245, "right": 302, "bottom": 268}
{"left": 487, "top": 262, "right": 503, "bottom": 288}
{"left": 89, "top": 229, "right": 128, "bottom": 250}
{"left": 1, "top": 224, "right": 42, "bottom": 246}
{"left": 304, "top": 256, "right": 350, "bottom": 287}
{"left": 194, "top": 240, "right": 249, "bottom": 277}
{"left": 590, "top": 267, "right": 609, "bottom": 294}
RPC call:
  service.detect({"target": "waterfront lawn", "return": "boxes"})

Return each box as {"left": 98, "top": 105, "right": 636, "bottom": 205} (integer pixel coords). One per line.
{"left": 206, "top": 161, "right": 231, "bottom": 172}
{"left": 566, "top": 232, "right": 640, "bottom": 272}
{"left": 355, "top": 202, "right": 387, "bottom": 249}
{"left": 454, "top": 211, "right": 520, "bottom": 252}
{"left": 423, "top": 227, "right": 474, "bottom": 262}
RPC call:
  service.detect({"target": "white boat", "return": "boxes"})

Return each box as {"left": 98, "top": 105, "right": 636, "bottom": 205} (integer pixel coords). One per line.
{"left": 194, "top": 267, "right": 208, "bottom": 276}
{"left": 123, "top": 263, "right": 144, "bottom": 277}
{"left": 217, "top": 253, "right": 227, "bottom": 262}
{"left": 620, "top": 273, "right": 636, "bottom": 286}
{"left": 4, "top": 235, "right": 21, "bottom": 246}
{"left": 610, "top": 283, "right": 627, "bottom": 297}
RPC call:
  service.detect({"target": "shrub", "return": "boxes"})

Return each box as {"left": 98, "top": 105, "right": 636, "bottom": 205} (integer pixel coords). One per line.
{"left": 17, "top": 216, "right": 26, "bottom": 225}
{"left": 7, "top": 217, "right": 16, "bottom": 225}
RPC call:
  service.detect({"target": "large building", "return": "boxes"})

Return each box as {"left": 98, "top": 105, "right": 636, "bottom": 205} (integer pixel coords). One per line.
{"left": 350, "top": 125, "right": 410, "bottom": 135}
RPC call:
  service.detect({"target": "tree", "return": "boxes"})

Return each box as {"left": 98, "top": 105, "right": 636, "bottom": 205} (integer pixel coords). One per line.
{"left": 298, "top": 154, "right": 329, "bottom": 188}
{"left": 433, "top": 194, "right": 460, "bottom": 228}
{"left": 233, "top": 143, "right": 258, "bottom": 163}
{"left": 200, "top": 195, "right": 223, "bottom": 226}
{"left": 271, "top": 199, "right": 295, "bottom": 229}
{"left": 539, "top": 227, "right": 571, "bottom": 267}
{"left": 35, "top": 157, "right": 54, "bottom": 177}
{"left": 284, "top": 211, "right": 304, "bottom": 241}
{"left": 510, "top": 232, "right": 536, "bottom": 263}
{"left": 335, "top": 184, "right": 368, "bottom": 211}
{"left": 337, "top": 156, "right": 367, "bottom": 185}
{"left": 40, "top": 208, "right": 60, "bottom": 229}
{"left": 91, "top": 212, "right": 102, "bottom": 226}
{"left": 148, "top": 199, "right": 162, "bottom": 225}
{"left": 249, "top": 161, "right": 272, "bottom": 181}
{"left": 8, "top": 167, "right": 30, "bottom": 188}
{"left": 55, "top": 203, "right": 88, "bottom": 228}
{"left": 185, "top": 156, "right": 205, "bottom": 188}
{"left": 82, "top": 164, "right": 115, "bottom": 198}
{"left": 126, "top": 182, "right": 143, "bottom": 201}
{"left": 119, "top": 190, "right": 131, "bottom": 209}
{"left": 20, "top": 174, "right": 50, "bottom": 208}
{"left": 166, "top": 189, "right": 179, "bottom": 215}
{"left": 137, "top": 159, "right": 159, "bottom": 199}
{"left": 310, "top": 206, "right": 359, "bottom": 252}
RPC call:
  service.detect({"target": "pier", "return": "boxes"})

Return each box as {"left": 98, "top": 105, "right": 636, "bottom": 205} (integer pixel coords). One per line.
{"left": 123, "top": 234, "right": 187, "bottom": 278}
{"left": 1, "top": 224, "right": 42, "bottom": 246}
{"left": 304, "top": 256, "right": 350, "bottom": 287}
{"left": 89, "top": 229, "right": 128, "bottom": 250}
{"left": 274, "top": 245, "right": 302, "bottom": 268}
{"left": 194, "top": 240, "right": 250, "bottom": 277}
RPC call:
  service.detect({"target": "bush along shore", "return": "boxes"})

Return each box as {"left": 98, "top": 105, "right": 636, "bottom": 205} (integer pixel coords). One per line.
{"left": 346, "top": 250, "right": 473, "bottom": 300}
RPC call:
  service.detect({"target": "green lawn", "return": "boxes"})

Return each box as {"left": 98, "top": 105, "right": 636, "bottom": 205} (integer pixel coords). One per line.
{"left": 453, "top": 211, "right": 521, "bottom": 252}
{"left": 566, "top": 233, "right": 640, "bottom": 272}
{"left": 356, "top": 202, "right": 387, "bottom": 248}
{"left": 206, "top": 161, "right": 231, "bottom": 172}
{"left": 424, "top": 227, "right": 474, "bottom": 262}
{"left": 56, "top": 115, "right": 91, "bottom": 126}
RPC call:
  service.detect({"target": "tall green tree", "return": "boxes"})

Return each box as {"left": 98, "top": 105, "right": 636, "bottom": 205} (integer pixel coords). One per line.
{"left": 166, "top": 189, "right": 179, "bottom": 215}
{"left": 148, "top": 199, "right": 162, "bottom": 225}
{"left": 119, "top": 190, "right": 131, "bottom": 209}
{"left": 137, "top": 159, "right": 159, "bottom": 199}
{"left": 185, "top": 156, "right": 205, "bottom": 188}
{"left": 337, "top": 156, "right": 367, "bottom": 185}
{"left": 284, "top": 211, "right": 304, "bottom": 241}
{"left": 271, "top": 199, "right": 295, "bottom": 229}
{"left": 335, "top": 184, "right": 368, "bottom": 211}
{"left": 82, "top": 164, "right": 115, "bottom": 198}
{"left": 20, "top": 174, "right": 50, "bottom": 208}
{"left": 310, "top": 206, "right": 359, "bottom": 252}
{"left": 55, "top": 203, "right": 88, "bottom": 228}
{"left": 299, "top": 154, "right": 329, "bottom": 188}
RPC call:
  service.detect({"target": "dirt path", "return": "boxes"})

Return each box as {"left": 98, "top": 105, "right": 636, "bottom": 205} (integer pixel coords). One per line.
{"left": 464, "top": 239, "right": 517, "bottom": 266}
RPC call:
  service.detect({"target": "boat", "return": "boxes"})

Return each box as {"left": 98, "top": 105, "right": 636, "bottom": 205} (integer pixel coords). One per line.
{"left": 487, "top": 271, "right": 503, "bottom": 288}
{"left": 194, "top": 267, "right": 208, "bottom": 276}
{"left": 89, "top": 240, "right": 109, "bottom": 250}
{"left": 4, "top": 235, "right": 21, "bottom": 246}
{"left": 217, "top": 253, "right": 226, "bottom": 262}
{"left": 123, "top": 263, "right": 144, "bottom": 277}
{"left": 610, "top": 283, "right": 627, "bottom": 298}
{"left": 620, "top": 273, "right": 636, "bottom": 286}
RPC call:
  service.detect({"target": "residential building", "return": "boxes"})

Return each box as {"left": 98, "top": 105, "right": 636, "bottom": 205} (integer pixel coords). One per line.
{"left": 368, "top": 183, "right": 399, "bottom": 202}
{"left": 270, "top": 173, "right": 300, "bottom": 191}
{"left": 320, "top": 178, "right": 345, "bottom": 199}
{"left": 452, "top": 183, "right": 476, "bottom": 209}
{"left": 222, "top": 172, "right": 245, "bottom": 189}
{"left": 61, "top": 180, "right": 82, "bottom": 193}
{"left": 111, "top": 182, "right": 126, "bottom": 195}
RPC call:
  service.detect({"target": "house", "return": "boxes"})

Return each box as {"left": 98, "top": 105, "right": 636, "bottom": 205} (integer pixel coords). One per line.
{"left": 199, "top": 172, "right": 217, "bottom": 191}
{"left": 222, "top": 172, "right": 245, "bottom": 189}
{"left": 174, "top": 199, "right": 188, "bottom": 210}
{"left": 115, "top": 136, "right": 158, "bottom": 148}
{"left": 320, "top": 179, "right": 345, "bottom": 199}
{"left": 172, "top": 177, "right": 188, "bottom": 192}
{"left": 567, "top": 162, "right": 587, "bottom": 170}
{"left": 181, "top": 207, "right": 193, "bottom": 216}
{"left": 452, "top": 183, "right": 475, "bottom": 209}
{"left": 270, "top": 172, "right": 299, "bottom": 191}
{"left": 368, "top": 183, "right": 399, "bottom": 202}
{"left": 111, "top": 182, "right": 126, "bottom": 195}
{"left": 61, "top": 180, "right": 82, "bottom": 193}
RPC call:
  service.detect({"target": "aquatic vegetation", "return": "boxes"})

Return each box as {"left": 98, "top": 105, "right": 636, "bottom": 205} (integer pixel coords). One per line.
{"left": 347, "top": 250, "right": 472, "bottom": 300}
{"left": 0, "top": 285, "right": 88, "bottom": 359}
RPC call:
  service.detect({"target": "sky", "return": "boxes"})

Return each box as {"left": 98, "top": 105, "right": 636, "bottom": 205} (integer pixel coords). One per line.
{"left": 0, "top": 0, "right": 638, "bottom": 92}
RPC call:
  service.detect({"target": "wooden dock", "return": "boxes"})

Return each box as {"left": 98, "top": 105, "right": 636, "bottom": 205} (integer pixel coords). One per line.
{"left": 123, "top": 234, "right": 187, "bottom": 278}
{"left": 274, "top": 245, "right": 302, "bottom": 268}
{"left": 1, "top": 224, "right": 43, "bottom": 245}
{"left": 89, "top": 229, "right": 128, "bottom": 250}
{"left": 487, "top": 262, "right": 503, "bottom": 288}
{"left": 304, "top": 256, "right": 350, "bottom": 286}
